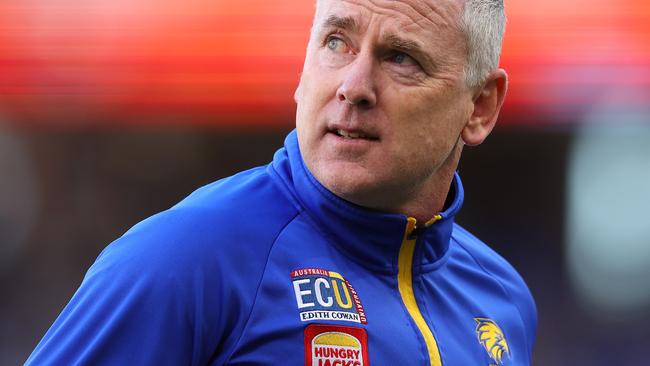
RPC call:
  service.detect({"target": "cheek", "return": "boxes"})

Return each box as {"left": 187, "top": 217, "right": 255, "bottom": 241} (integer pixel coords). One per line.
{"left": 297, "top": 71, "right": 340, "bottom": 129}
{"left": 299, "top": 60, "right": 332, "bottom": 106}
{"left": 387, "top": 92, "right": 466, "bottom": 162}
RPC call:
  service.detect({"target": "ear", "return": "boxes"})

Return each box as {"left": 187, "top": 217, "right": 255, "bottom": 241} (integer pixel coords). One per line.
{"left": 461, "top": 69, "right": 508, "bottom": 146}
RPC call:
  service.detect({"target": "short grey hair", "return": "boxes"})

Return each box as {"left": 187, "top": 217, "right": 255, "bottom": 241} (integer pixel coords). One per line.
{"left": 459, "top": 0, "right": 506, "bottom": 89}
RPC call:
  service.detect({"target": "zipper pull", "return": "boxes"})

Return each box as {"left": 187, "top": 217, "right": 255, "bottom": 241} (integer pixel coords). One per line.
{"left": 406, "top": 215, "right": 443, "bottom": 240}
{"left": 405, "top": 217, "right": 418, "bottom": 239}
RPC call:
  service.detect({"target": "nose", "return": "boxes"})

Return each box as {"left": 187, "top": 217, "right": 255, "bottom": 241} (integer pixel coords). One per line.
{"left": 336, "top": 54, "right": 377, "bottom": 108}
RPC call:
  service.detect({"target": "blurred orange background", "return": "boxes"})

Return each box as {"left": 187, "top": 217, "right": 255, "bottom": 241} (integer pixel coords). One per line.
{"left": 2, "top": 0, "right": 650, "bottom": 126}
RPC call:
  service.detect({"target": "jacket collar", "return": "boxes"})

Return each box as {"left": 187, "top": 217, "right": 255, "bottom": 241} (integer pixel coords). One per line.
{"left": 272, "top": 130, "right": 464, "bottom": 275}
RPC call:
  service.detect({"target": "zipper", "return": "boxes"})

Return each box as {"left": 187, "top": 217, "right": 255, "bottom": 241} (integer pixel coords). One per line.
{"left": 397, "top": 215, "right": 443, "bottom": 366}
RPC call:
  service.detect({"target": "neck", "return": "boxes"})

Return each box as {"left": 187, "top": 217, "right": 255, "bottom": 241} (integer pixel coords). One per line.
{"left": 408, "top": 140, "right": 463, "bottom": 222}
{"left": 352, "top": 139, "right": 464, "bottom": 223}
{"left": 396, "top": 162, "right": 458, "bottom": 223}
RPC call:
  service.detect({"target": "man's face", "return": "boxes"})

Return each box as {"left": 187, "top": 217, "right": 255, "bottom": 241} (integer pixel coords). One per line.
{"left": 295, "top": 0, "right": 475, "bottom": 211}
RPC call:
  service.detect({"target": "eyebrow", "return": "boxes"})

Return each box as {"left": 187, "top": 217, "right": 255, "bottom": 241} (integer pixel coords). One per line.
{"left": 322, "top": 15, "right": 359, "bottom": 32}
{"left": 385, "top": 34, "right": 421, "bottom": 53}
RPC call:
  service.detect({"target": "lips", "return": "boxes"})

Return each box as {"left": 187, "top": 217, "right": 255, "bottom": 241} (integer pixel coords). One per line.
{"left": 329, "top": 126, "right": 378, "bottom": 141}
{"left": 336, "top": 129, "right": 369, "bottom": 139}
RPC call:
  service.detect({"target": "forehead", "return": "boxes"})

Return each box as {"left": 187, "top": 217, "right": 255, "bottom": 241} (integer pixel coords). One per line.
{"left": 314, "top": 0, "right": 464, "bottom": 36}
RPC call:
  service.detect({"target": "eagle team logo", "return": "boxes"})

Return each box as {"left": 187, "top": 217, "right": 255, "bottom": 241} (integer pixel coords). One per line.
{"left": 291, "top": 268, "right": 367, "bottom": 324}
{"left": 304, "top": 324, "right": 369, "bottom": 366}
{"left": 474, "top": 318, "right": 510, "bottom": 365}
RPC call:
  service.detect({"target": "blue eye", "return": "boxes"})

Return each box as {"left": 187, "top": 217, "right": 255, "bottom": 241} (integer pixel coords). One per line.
{"left": 327, "top": 38, "right": 343, "bottom": 51}
{"left": 390, "top": 52, "right": 417, "bottom": 67}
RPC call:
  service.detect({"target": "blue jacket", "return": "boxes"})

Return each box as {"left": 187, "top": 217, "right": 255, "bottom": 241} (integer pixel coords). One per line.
{"left": 27, "top": 130, "right": 537, "bottom": 366}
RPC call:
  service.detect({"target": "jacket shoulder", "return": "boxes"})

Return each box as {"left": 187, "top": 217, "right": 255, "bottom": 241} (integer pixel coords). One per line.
{"left": 26, "top": 165, "right": 300, "bottom": 365}
{"left": 108, "top": 165, "right": 300, "bottom": 276}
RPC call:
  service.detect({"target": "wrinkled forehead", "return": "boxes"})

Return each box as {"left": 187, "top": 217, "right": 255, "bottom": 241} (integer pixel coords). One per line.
{"left": 313, "top": 0, "right": 464, "bottom": 33}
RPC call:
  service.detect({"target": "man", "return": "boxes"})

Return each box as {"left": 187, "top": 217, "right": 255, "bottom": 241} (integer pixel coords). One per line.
{"left": 27, "top": 0, "right": 536, "bottom": 365}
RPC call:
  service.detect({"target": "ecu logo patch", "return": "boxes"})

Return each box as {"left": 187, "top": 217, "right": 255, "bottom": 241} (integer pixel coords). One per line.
{"left": 474, "top": 318, "right": 510, "bottom": 365}
{"left": 291, "top": 268, "right": 367, "bottom": 324}
{"left": 304, "top": 324, "right": 369, "bottom": 366}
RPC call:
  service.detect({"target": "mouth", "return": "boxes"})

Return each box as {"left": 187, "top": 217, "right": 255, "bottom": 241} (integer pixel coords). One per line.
{"left": 330, "top": 128, "right": 379, "bottom": 141}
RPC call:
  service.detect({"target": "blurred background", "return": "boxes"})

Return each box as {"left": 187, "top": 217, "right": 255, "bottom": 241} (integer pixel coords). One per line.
{"left": 1, "top": 0, "right": 649, "bottom": 364}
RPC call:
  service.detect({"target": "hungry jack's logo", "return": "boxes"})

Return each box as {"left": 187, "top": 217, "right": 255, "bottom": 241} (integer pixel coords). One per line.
{"left": 304, "top": 324, "right": 369, "bottom": 366}
{"left": 291, "top": 268, "right": 367, "bottom": 324}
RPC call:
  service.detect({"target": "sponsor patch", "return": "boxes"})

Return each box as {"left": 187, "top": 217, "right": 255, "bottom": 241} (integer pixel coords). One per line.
{"left": 304, "top": 324, "right": 369, "bottom": 366}
{"left": 291, "top": 268, "right": 367, "bottom": 324}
